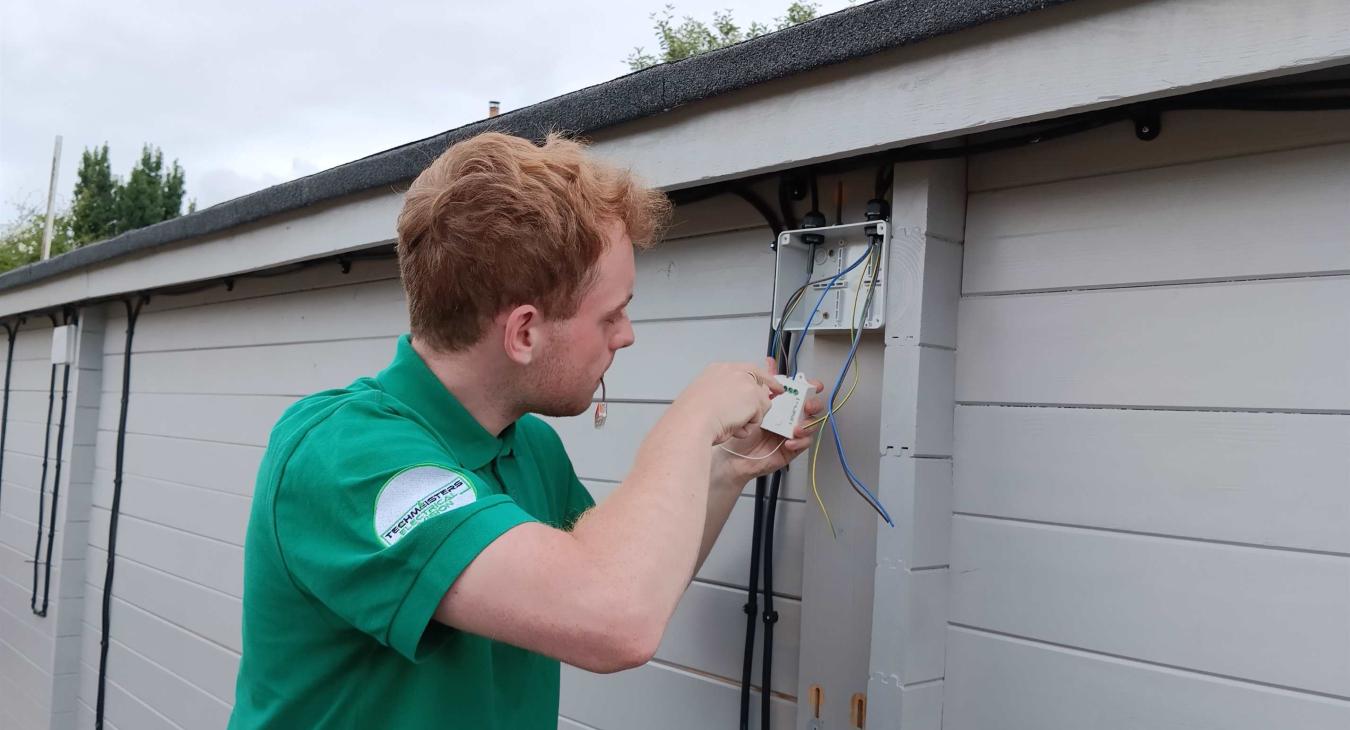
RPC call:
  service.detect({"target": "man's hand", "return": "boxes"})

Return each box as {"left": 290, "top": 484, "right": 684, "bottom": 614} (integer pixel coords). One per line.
{"left": 670, "top": 360, "right": 785, "bottom": 445}
{"left": 714, "top": 357, "right": 825, "bottom": 483}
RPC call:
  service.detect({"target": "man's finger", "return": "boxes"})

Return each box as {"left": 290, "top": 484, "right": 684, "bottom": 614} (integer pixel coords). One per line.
{"left": 754, "top": 366, "right": 784, "bottom": 395}
{"left": 794, "top": 420, "right": 821, "bottom": 439}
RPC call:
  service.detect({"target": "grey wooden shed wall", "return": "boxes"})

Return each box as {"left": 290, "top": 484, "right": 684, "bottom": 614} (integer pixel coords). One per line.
{"left": 0, "top": 318, "right": 92, "bottom": 730}
{"left": 944, "top": 109, "right": 1350, "bottom": 729}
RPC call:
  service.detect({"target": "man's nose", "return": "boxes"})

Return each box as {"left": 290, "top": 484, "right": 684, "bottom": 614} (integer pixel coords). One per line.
{"left": 615, "top": 320, "right": 636, "bottom": 350}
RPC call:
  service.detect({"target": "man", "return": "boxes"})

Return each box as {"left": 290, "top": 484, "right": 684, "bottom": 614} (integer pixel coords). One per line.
{"left": 228, "top": 132, "right": 823, "bottom": 728}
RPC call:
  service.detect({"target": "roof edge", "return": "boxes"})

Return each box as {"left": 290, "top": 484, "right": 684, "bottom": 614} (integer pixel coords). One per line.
{"left": 0, "top": 0, "right": 1073, "bottom": 296}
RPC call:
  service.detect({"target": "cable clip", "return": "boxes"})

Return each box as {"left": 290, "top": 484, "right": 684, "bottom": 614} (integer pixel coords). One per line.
{"left": 1131, "top": 106, "right": 1162, "bottom": 141}
{"left": 762, "top": 609, "right": 779, "bottom": 624}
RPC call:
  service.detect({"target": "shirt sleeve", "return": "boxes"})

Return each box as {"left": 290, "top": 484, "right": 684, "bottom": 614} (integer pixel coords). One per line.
{"left": 562, "top": 474, "right": 595, "bottom": 531}
{"left": 273, "top": 397, "right": 537, "bottom": 662}
{"left": 523, "top": 416, "right": 595, "bottom": 530}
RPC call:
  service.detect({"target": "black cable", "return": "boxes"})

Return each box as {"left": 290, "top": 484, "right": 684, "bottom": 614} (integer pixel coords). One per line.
{"left": 742, "top": 289, "right": 797, "bottom": 729}
{"left": 743, "top": 289, "right": 801, "bottom": 727}
{"left": 95, "top": 296, "right": 146, "bottom": 730}
{"left": 0, "top": 319, "right": 18, "bottom": 517}
{"left": 874, "top": 163, "right": 891, "bottom": 201}
{"left": 760, "top": 469, "right": 784, "bottom": 730}
{"left": 739, "top": 472, "right": 766, "bottom": 730}
{"left": 777, "top": 176, "right": 799, "bottom": 233}
{"left": 834, "top": 180, "right": 844, "bottom": 227}
{"left": 30, "top": 330, "right": 59, "bottom": 614}
{"left": 729, "top": 186, "right": 784, "bottom": 238}
{"left": 35, "top": 310, "right": 76, "bottom": 617}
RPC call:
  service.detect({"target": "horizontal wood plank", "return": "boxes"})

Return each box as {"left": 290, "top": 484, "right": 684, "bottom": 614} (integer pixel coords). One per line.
{"left": 955, "top": 405, "right": 1350, "bottom": 553}
{"left": 93, "top": 431, "right": 263, "bottom": 499}
{"left": 87, "top": 506, "right": 243, "bottom": 599}
{"left": 964, "top": 143, "right": 1350, "bottom": 294}
{"left": 76, "top": 622, "right": 231, "bottom": 730}
{"left": 560, "top": 661, "right": 794, "bottom": 730}
{"left": 80, "top": 591, "right": 238, "bottom": 708}
{"left": 85, "top": 545, "right": 242, "bottom": 653}
{"left": 944, "top": 626, "right": 1350, "bottom": 730}
{"left": 956, "top": 276, "right": 1350, "bottom": 411}
{"left": 661, "top": 582, "right": 800, "bottom": 692}
{"left": 949, "top": 515, "right": 1350, "bottom": 696}
{"left": 968, "top": 110, "right": 1350, "bottom": 193}
{"left": 585, "top": 480, "right": 805, "bottom": 598}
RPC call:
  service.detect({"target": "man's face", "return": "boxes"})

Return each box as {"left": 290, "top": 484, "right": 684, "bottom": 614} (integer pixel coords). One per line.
{"left": 526, "top": 220, "right": 637, "bottom": 417}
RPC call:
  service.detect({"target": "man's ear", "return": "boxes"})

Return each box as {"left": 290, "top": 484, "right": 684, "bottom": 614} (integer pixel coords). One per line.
{"left": 502, "top": 304, "right": 541, "bottom": 365}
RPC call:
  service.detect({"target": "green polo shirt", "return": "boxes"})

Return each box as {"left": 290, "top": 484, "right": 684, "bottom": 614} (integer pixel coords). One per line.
{"left": 229, "top": 334, "right": 595, "bottom": 729}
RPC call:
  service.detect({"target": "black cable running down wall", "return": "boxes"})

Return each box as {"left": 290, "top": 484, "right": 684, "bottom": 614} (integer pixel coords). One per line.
{"left": 95, "top": 296, "right": 147, "bottom": 730}
{"left": 760, "top": 469, "right": 784, "bottom": 730}
{"left": 741, "top": 323, "right": 792, "bottom": 730}
{"left": 740, "top": 478, "right": 768, "bottom": 730}
{"left": 0, "top": 319, "right": 20, "bottom": 516}
{"left": 30, "top": 315, "right": 61, "bottom": 615}
{"left": 33, "top": 310, "right": 76, "bottom": 617}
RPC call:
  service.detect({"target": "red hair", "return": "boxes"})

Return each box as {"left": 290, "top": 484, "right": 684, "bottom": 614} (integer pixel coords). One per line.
{"left": 396, "top": 132, "right": 670, "bottom": 351}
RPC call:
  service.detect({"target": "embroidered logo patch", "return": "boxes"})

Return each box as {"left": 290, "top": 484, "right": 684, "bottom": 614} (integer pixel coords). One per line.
{"left": 373, "top": 465, "right": 479, "bottom": 546}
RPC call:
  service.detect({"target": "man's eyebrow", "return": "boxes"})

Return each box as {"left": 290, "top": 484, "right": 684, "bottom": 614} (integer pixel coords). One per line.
{"left": 610, "top": 293, "right": 633, "bottom": 314}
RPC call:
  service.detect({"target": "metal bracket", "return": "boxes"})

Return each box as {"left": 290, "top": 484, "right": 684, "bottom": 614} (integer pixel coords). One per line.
{"left": 1131, "top": 107, "right": 1162, "bottom": 141}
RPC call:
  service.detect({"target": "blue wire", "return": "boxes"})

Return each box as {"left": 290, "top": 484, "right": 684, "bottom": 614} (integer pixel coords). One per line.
{"left": 790, "top": 246, "right": 873, "bottom": 377}
{"left": 824, "top": 243, "right": 893, "bottom": 526}
{"left": 770, "top": 236, "right": 893, "bottom": 524}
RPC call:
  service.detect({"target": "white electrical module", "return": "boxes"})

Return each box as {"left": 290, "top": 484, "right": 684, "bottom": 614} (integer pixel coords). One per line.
{"left": 762, "top": 373, "right": 812, "bottom": 439}
{"left": 50, "top": 325, "right": 76, "bottom": 365}
{"left": 772, "top": 219, "right": 887, "bottom": 332}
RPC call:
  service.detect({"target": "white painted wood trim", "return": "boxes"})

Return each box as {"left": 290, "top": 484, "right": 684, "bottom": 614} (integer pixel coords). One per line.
{"left": 866, "top": 159, "right": 965, "bottom": 730}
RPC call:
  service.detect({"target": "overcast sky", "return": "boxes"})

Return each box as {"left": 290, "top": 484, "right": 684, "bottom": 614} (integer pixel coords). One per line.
{"left": 1, "top": 0, "right": 853, "bottom": 222}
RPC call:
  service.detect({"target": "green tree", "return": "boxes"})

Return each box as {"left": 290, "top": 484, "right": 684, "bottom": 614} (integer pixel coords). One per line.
{"left": 627, "top": 2, "right": 819, "bottom": 70}
{"left": 68, "top": 143, "right": 189, "bottom": 245}
{"left": 0, "top": 202, "right": 77, "bottom": 273}
{"left": 0, "top": 142, "right": 188, "bottom": 272}
{"left": 117, "top": 145, "right": 168, "bottom": 232}
{"left": 70, "top": 144, "right": 118, "bottom": 243}
{"left": 162, "top": 159, "right": 186, "bottom": 221}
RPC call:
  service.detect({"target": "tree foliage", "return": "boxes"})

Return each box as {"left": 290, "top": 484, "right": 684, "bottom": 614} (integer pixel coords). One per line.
{"left": 0, "top": 203, "right": 77, "bottom": 273}
{"left": 116, "top": 145, "right": 186, "bottom": 233}
{"left": 1, "top": 142, "right": 189, "bottom": 273}
{"left": 67, "top": 143, "right": 188, "bottom": 245}
{"left": 71, "top": 144, "right": 118, "bottom": 242}
{"left": 627, "top": 2, "right": 820, "bottom": 70}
